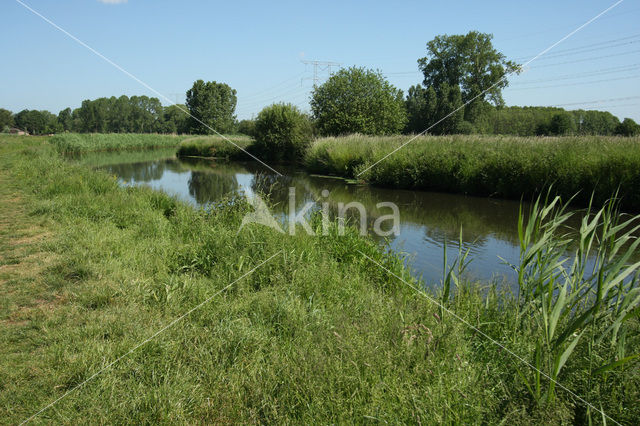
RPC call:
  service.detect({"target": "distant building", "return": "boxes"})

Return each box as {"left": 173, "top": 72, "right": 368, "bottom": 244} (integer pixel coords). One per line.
{"left": 8, "top": 128, "right": 29, "bottom": 136}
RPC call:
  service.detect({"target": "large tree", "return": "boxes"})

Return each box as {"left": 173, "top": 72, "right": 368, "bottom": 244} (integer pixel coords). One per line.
{"left": 418, "top": 31, "right": 519, "bottom": 118}
{"left": 311, "top": 67, "right": 406, "bottom": 136}
{"left": 161, "top": 104, "right": 190, "bottom": 134}
{"left": 58, "top": 108, "right": 73, "bottom": 131}
{"left": 615, "top": 118, "right": 640, "bottom": 137}
{"left": 13, "top": 109, "right": 60, "bottom": 135}
{"left": 186, "top": 80, "right": 237, "bottom": 134}
{"left": 0, "top": 108, "right": 14, "bottom": 131}
{"left": 404, "top": 83, "right": 465, "bottom": 135}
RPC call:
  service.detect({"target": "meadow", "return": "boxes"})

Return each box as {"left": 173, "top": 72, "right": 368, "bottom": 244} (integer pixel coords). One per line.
{"left": 306, "top": 134, "right": 640, "bottom": 210}
{"left": 1, "top": 135, "right": 639, "bottom": 423}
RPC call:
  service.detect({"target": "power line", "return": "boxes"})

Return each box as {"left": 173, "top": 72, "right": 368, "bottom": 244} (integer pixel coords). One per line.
{"left": 511, "top": 62, "right": 640, "bottom": 85}
{"left": 510, "top": 34, "right": 640, "bottom": 61}
{"left": 549, "top": 95, "right": 640, "bottom": 107}
{"left": 383, "top": 49, "right": 640, "bottom": 80}
{"left": 237, "top": 85, "right": 312, "bottom": 110}
{"left": 301, "top": 60, "right": 341, "bottom": 86}
{"left": 239, "top": 71, "right": 308, "bottom": 101}
{"left": 499, "top": 6, "right": 640, "bottom": 41}
{"left": 528, "top": 49, "right": 640, "bottom": 68}
{"left": 507, "top": 74, "right": 639, "bottom": 91}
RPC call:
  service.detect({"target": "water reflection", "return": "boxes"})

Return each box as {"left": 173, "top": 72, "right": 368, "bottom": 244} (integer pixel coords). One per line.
{"left": 83, "top": 150, "right": 633, "bottom": 286}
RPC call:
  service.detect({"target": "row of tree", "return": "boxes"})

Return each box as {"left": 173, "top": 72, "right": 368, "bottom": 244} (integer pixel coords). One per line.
{"left": 0, "top": 97, "right": 191, "bottom": 135}
{"left": 2, "top": 31, "right": 638, "bottom": 137}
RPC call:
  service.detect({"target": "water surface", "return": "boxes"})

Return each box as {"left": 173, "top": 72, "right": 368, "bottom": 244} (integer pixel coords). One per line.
{"left": 78, "top": 150, "right": 629, "bottom": 286}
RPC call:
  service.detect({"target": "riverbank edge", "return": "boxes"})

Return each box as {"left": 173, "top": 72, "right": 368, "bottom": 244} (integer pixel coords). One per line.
{"left": 170, "top": 133, "right": 640, "bottom": 211}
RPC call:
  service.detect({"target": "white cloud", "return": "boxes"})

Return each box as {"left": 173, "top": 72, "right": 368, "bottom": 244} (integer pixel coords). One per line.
{"left": 98, "top": 0, "right": 128, "bottom": 4}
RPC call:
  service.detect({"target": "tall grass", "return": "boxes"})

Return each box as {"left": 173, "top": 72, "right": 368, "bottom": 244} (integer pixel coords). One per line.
{"left": 508, "top": 192, "right": 640, "bottom": 413}
{"left": 176, "top": 135, "right": 253, "bottom": 159}
{"left": 306, "top": 134, "right": 640, "bottom": 210}
{"left": 1, "top": 136, "right": 639, "bottom": 423}
{"left": 50, "top": 133, "right": 186, "bottom": 153}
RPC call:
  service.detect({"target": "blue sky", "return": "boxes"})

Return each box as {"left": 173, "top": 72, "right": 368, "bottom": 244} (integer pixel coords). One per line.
{"left": 1, "top": 0, "right": 639, "bottom": 121}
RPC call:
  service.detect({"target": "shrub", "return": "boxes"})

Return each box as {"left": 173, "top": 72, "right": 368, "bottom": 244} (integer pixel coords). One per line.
{"left": 311, "top": 67, "right": 407, "bottom": 136}
{"left": 252, "top": 103, "right": 312, "bottom": 162}
{"left": 236, "top": 119, "right": 256, "bottom": 137}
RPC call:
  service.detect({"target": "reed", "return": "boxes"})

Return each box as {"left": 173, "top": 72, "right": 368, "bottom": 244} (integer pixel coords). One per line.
{"left": 306, "top": 134, "right": 640, "bottom": 210}
{"left": 175, "top": 135, "right": 253, "bottom": 159}
{"left": 49, "top": 133, "right": 185, "bottom": 153}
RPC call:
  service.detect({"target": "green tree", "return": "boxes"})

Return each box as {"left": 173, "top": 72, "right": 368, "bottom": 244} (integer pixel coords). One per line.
{"left": 14, "top": 110, "right": 59, "bottom": 135}
{"left": 404, "top": 85, "right": 436, "bottom": 134}
{"left": 615, "top": 118, "right": 640, "bottom": 136}
{"left": 162, "top": 104, "right": 190, "bottom": 134}
{"left": 549, "top": 112, "right": 576, "bottom": 135}
{"left": 432, "top": 83, "right": 464, "bottom": 135}
{"left": 253, "top": 103, "right": 312, "bottom": 162}
{"left": 237, "top": 119, "right": 256, "bottom": 137}
{"left": 418, "top": 31, "right": 519, "bottom": 120}
{"left": 311, "top": 67, "right": 406, "bottom": 136}
{"left": 572, "top": 110, "right": 620, "bottom": 135}
{"left": 186, "top": 80, "right": 237, "bottom": 134}
{"left": 0, "top": 108, "right": 14, "bottom": 131}
{"left": 58, "top": 108, "right": 73, "bottom": 131}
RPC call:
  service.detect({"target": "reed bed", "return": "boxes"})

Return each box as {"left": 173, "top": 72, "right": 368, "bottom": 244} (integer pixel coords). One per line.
{"left": 49, "top": 133, "right": 186, "bottom": 153}
{"left": 306, "top": 134, "right": 640, "bottom": 210}
{"left": 176, "top": 135, "right": 253, "bottom": 159}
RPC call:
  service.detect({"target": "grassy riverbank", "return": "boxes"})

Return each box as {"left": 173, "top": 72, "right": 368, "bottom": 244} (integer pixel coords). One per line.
{"left": 1, "top": 136, "right": 639, "bottom": 423}
{"left": 50, "top": 133, "right": 186, "bottom": 154}
{"left": 306, "top": 134, "right": 640, "bottom": 210}
{"left": 176, "top": 135, "right": 254, "bottom": 159}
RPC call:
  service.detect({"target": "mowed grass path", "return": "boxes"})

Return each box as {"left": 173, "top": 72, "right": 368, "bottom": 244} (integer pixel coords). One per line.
{"left": 1, "top": 136, "right": 638, "bottom": 424}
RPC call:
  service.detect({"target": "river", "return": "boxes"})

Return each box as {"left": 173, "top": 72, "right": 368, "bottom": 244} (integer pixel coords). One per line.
{"left": 75, "top": 149, "right": 619, "bottom": 287}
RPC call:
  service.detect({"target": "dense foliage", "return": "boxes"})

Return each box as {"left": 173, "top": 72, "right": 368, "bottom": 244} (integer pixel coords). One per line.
{"left": 13, "top": 109, "right": 61, "bottom": 135}
{"left": 52, "top": 96, "right": 187, "bottom": 134}
{"left": 186, "top": 80, "right": 237, "bottom": 134}
{"left": 0, "top": 108, "right": 14, "bottom": 131}
{"left": 236, "top": 119, "right": 256, "bottom": 137}
{"left": 418, "top": 31, "right": 519, "bottom": 118}
{"left": 615, "top": 117, "right": 640, "bottom": 136}
{"left": 311, "top": 67, "right": 407, "bottom": 136}
{"left": 253, "top": 103, "right": 313, "bottom": 162}
{"left": 404, "top": 31, "right": 635, "bottom": 136}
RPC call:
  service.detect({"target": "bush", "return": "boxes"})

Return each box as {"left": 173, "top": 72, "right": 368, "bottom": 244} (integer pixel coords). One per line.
{"left": 456, "top": 121, "right": 475, "bottom": 135}
{"left": 311, "top": 67, "right": 407, "bottom": 136}
{"left": 236, "top": 119, "right": 256, "bottom": 137}
{"left": 252, "top": 103, "right": 312, "bottom": 162}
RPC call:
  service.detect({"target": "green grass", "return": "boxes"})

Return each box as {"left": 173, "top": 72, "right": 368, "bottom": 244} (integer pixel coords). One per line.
{"left": 176, "top": 135, "right": 254, "bottom": 160}
{"left": 1, "top": 135, "right": 639, "bottom": 424}
{"left": 306, "top": 134, "right": 640, "bottom": 210}
{"left": 49, "top": 133, "right": 187, "bottom": 154}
